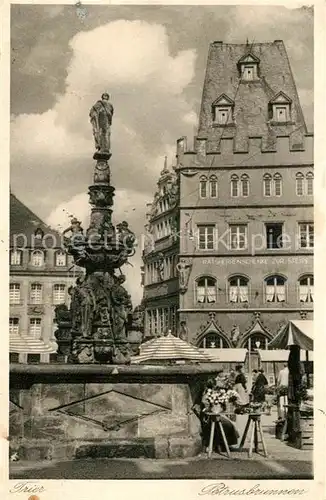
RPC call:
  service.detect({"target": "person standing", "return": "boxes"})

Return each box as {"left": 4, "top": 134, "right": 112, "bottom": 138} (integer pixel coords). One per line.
{"left": 277, "top": 364, "right": 289, "bottom": 419}
{"left": 234, "top": 365, "right": 249, "bottom": 404}
{"left": 252, "top": 368, "right": 269, "bottom": 403}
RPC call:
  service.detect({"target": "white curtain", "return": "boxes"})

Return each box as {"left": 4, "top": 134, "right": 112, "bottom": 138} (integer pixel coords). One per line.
{"left": 266, "top": 285, "right": 275, "bottom": 302}
{"left": 229, "top": 286, "right": 238, "bottom": 302}
{"left": 207, "top": 286, "right": 217, "bottom": 303}
{"left": 310, "top": 285, "right": 314, "bottom": 302}
{"left": 239, "top": 286, "right": 249, "bottom": 302}
{"left": 197, "top": 287, "right": 205, "bottom": 303}
{"left": 299, "top": 285, "right": 308, "bottom": 302}
{"left": 276, "top": 285, "right": 285, "bottom": 302}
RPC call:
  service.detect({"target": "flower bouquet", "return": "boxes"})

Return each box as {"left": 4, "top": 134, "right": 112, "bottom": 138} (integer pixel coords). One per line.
{"left": 206, "top": 388, "right": 241, "bottom": 414}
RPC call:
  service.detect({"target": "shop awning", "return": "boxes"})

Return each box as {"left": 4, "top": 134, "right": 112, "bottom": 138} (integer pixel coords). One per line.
{"left": 199, "top": 348, "right": 248, "bottom": 363}
{"left": 257, "top": 349, "right": 313, "bottom": 362}
{"left": 268, "top": 320, "right": 313, "bottom": 351}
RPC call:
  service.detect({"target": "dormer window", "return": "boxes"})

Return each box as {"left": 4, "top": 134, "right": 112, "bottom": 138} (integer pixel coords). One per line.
{"left": 237, "top": 53, "right": 260, "bottom": 81}
{"left": 269, "top": 92, "right": 292, "bottom": 123}
{"left": 212, "top": 94, "right": 234, "bottom": 126}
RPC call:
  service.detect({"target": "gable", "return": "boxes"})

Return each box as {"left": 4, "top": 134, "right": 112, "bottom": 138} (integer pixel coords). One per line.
{"left": 212, "top": 94, "right": 234, "bottom": 107}
{"left": 238, "top": 52, "right": 260, "bottom": 64}
{"left": 270, "top": 91, "right": 292, "bottom": 104}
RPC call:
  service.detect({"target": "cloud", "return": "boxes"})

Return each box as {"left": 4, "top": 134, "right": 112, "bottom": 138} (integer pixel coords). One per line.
{"left": 11, "top": 19, "right": 196, "bottom": 206}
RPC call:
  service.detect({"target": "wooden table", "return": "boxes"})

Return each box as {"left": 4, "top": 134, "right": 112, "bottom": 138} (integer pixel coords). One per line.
{"left": 238, "top": 412, "right": 268, "bottom": 458}
{"left": 207, "top": 412, "right": 231, "bottom": 458}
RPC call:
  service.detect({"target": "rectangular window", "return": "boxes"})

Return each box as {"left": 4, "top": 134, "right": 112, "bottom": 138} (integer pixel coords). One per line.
{"left": 55, "top": 252, "right": 67, "bottom": 267}
{"left": 53, "top": 284, "right": 66, "bottom": 304}
{"left": 30, "top": 283, "right": 43, "bottom": 304}
{"left": 299, "top": 223, "right": 314, "bottom": 249}
{"left": 218, "top": 108, "right": 229, "bottom": 125}
{"left": 10, "top": 250, "right": 22, "bottom": 266}
{"left": 198, "top": 225, "right": 215, "bottom": 250}
{"left": 265, "top": 223, "right": 284, "bottom": 249}
{"left": 241, "top": 179, "right": 249, "bottom": 197}
{"left": 229, "top": 225, "right": 247, "bottom": 250}
{"left": 9, "top": 283, "right": 21, "bottom": 304}
{"left": 275, "top": 106, "right": 287, "bottom": 122}
{"left": 29, "top": 318, "right": 42, "bottom": 339}
{"left": 243, "top": 65, "right": 254, "bottom": 80}
{"left": 9, "top": 317, "right": 19, "bottom": 336}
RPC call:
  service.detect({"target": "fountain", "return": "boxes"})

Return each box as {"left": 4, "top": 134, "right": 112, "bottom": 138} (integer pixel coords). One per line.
{"left": 9, "top": 96, "right": 219, "bottom": 461}
{"left": 54, "top": 92, "right": 136, "bottom": 364}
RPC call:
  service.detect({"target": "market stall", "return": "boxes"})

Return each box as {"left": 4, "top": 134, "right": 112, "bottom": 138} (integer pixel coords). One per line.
{"left": 199, "top": 348, "right": 248, "bottom": 372}
{"left": 268, "top": 320, "right": 313, "bottom": 449}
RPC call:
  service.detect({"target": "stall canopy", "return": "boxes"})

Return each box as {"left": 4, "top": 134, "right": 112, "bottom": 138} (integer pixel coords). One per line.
{"left": 257, "top": 349, "right": 313, "bottom": 362}
{"left": 200, "top": 348, "right": 248, "bottom": 363}
{"left": 131, "top": 332, "right": 210, "bottom": 364}
{"left": 268, "top": 320, "right": 313, "bottom": 351}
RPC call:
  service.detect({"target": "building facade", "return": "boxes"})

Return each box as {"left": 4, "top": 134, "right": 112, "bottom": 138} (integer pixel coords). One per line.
{"left": 142, "top": 159, "right": 180, "bottom": 338}
{"left": 142, "top": 40, "right": 313, "bottom": 366}
{"left": 9, "top": 193, "right": 82, "bottom": 363}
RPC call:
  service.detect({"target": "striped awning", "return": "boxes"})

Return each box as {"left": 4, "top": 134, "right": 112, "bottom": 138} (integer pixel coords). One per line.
{"left": 10, "top": 333, "right": 57, "bottom": 354}
{"left": 268, "top": 320, "right": 313, "bottom": 351}
{"left": 131, "top": 332, "right": 210, "bottom": 364}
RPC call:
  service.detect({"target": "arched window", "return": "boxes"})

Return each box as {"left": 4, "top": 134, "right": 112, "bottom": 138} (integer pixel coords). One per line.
{"left": 209, "top": 175, "right": 218, "bottom": 198}
{"left": 199, "top": 333, "right": 229, "bottom": 349}
{"left": 299, "top": 275, "right": 314, "bottom": 303}
{"left": 30, "top": 283, "right": 43, "bottom": 304}
{"left": 241, "top": 174, "right": 250, "bottom": 197}
{"left": 55, "top": 250, "right": 67, "bottom": 267}
{"left": 273, "top": 173, "right": 282, "bottom": 196}
{"left": 244, "top": 333, "right": 269, "bottom": 352}
{"left": 199, "top": 176, "right": 208, "bottom": 198}
{"left": 231, "top": 175, "right": 239, "bottom": 197}
{"left": 31, "top": 250, "right": 44, "bottom": 267}
{"left": 229, "top": 276, "right": 249, "bottom": 303}
{"left": 196, "top": 277, "right": 217, "bottom": 303}
{"left": 265, "top": 275, "right": 286, "bottom": 303}
{"left": 10, "top": 249, "right": 22, "bottom": 266}
{"left": 306, "top": 172, "right": 314, "bottom": 196}
{"left": 263, "top": 174, "right": 272, "bottom": 197}
{"left": 296, "top": 172, "right": 304, "bottom": 196}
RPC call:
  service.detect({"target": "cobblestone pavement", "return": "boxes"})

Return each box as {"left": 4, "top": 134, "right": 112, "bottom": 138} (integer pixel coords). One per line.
{"left": 10, "top": 411, "right": 313, "bottom": 480}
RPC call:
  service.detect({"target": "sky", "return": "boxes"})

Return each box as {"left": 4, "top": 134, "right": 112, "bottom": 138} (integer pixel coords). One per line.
{"left": 10, "top": 4, "right": 313, "bottom": 306}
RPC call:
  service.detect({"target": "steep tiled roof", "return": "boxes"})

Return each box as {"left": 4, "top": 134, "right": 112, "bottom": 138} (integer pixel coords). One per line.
{"left": 198, "top": 40, "right": 308, "bottom": 151}
{"left": 10, "top": 192, "right": 63, "bottom": 247}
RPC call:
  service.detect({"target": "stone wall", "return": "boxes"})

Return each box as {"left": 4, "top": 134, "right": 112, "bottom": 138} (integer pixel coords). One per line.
{"left": 10, "top": 364, "right": 217, "bottom": 460}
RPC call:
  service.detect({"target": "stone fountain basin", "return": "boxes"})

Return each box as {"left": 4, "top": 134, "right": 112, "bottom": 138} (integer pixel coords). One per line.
{"left": 10, "top": 363, "right": 219, "bottom": 460}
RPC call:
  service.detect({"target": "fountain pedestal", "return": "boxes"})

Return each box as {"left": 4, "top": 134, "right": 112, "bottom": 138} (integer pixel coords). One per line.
{"left": 9, "top": 364, "right": 218, "bottom": 460}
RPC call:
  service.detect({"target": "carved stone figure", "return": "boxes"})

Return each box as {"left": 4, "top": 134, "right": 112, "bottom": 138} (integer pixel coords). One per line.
{"left": 79, "top": 277, "right": 97, "bottom": 337}
{"left": 179, "top": 320, "right": 188, "bottom": 341}
{"left": 116, "top": 221, "right": 136, "bottom": 250}
{"left": 166, "top": 180, "right": 179, "bottom": 207}
{"left": 176, "top": 258, "right": 192, "bottom": 292}
{"left": 89, "top": 93, "right": 114, "bottom": 155}
{"left": 157, "top": 252, "right": 165, "bottom": 281}
{"left": 231, "top": 324, "right": 241, "bottom": 346}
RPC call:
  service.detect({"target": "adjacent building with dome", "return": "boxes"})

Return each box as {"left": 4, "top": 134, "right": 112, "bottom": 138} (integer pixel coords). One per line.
{"left": 142, "top": 40, "right": 313, "bottom": 370}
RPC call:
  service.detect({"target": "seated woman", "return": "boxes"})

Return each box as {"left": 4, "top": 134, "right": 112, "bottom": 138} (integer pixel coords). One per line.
{"left": 194, "top": 378, "right": 239, "bottom": 452}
